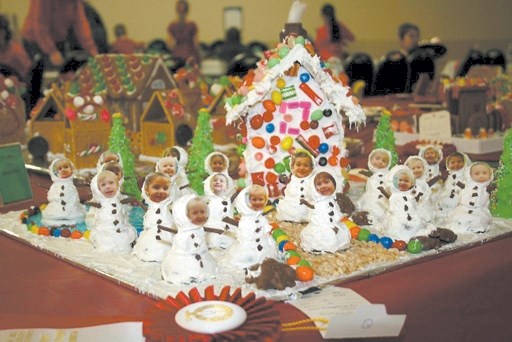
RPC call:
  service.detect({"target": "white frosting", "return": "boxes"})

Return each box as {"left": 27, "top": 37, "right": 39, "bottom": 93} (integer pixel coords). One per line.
{"left": 175, "top": 301, "right": 247, "bottom": 334}
{"left": 155, "top": 156, "right": 183, "bottom": 202}
{"left": 161, "top": 195, "right": 217, "bottom": 285}
{"left": 203, "top": 173, "right": 236, "bottom": 249}
{"left": 436, "top": 152, "right": 471, "bottom": 224}
{"left": 276, "top": 175, "right": 311, "bottom": 222}
{"left": 172, "top": 146, "right": 193, "bottom": 194}
{"left": 355, "top": 149, "right": 392, "bottom": 223}
{"left": 405, "top": 156, "right": 435, "bottom": 223}
{"left": 300, "top": 167, "right": 351, "bottom": 253}
{"left": 132, "top": 175, "right": 174, "bottom": 262}
{"left": 445, "top": 163, "right": 493, "bottom": 234}
{"left": 380, "top": 166, "right": 432, "bottom": 241}
{"left": 224, "top": 187, "right": 278, "bottom": 268}
{"left": 88, "top": 172, "right": 137, "bottom": 253}
{"left": 41, "top": 158, "right": 86, "bottom": 226}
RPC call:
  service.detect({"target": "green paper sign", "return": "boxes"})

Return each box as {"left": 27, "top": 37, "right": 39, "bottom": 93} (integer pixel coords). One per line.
{"left": 0, "top": 143, "right": 33, "bottom": 206}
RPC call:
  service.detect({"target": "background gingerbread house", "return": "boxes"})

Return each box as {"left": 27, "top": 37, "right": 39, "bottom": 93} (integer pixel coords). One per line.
{"left": 0, "top": 75, "right": 27, "bottom": 146}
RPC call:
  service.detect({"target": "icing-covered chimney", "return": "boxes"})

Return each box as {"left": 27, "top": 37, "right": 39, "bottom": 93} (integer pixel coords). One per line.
{"left": 279, "top": 0, "right": 308, "bottom": 41}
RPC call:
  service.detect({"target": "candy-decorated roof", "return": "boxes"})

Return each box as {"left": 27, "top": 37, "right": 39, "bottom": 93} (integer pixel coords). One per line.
{"left": 225, "top": 39, "right": 366, "bottom": 128}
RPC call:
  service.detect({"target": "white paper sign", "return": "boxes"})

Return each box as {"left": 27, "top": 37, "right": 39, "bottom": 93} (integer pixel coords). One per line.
{"left": 325, "top": 304, "right": 406, "bottom": 339}
{"left": 0, "top": 322, "right": 144, "bottom": 342}
{"left": 287, "top": 287, "right": 406, "bottom": 339}
{"left": 418, "top": 110, "right": 452, "bottom": 143}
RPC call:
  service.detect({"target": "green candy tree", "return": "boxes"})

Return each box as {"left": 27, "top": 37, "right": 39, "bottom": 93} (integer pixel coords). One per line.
{"left": 187, "top": 108, "right": 214, "bottom": 195}
{"left": 490, "top": 128, "right": 512, "bottom": 218}
{"left": 374, "top": 110, "right": 399, "bottom": 167}
{"left": 108, "top": 112, "right": 141, "bottom": 200}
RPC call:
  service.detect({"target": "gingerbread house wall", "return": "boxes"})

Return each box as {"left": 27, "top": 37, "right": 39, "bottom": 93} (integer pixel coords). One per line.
{"left": 64, "top": 120, "right": 111, "bottom": 169}
{"left": 244, "top": 64, "right": 347, "bottom": 198}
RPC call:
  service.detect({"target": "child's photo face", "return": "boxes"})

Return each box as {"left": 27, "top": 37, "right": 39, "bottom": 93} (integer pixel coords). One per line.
{"left": 292, "top": 156, "right": 313, "bottom": 178}
{"left": 314, "top": 173, "right": 335, "bottom": 196}
{"left": 370, "top": 151, "right": 389, "bottom": 169}
{"left": 447, "top": 156, "right": 464, "bottom": 171}
{"left": 210, "top": 155, "right": 226, "bottom": 172}
{"left": 249, "top": 191, "right": 267, "bottom": 211}
{"left": 470, "top": 164, "right": 492, "bottom": 183}
{"left": 407, "top": 159, "right": 424, "bottom": 178}
{"left": 160, "top": 159, "right": 176, "bottom": 176}
{"left": 98, "top": 173, "right": 118, "bottom": 198}
{"left": 187, "top": 200, "right": 208, "bottom": 225}
{"left": 146, "top": 176, "right": 171, "bottom": 202}
{"left": 397, "top": 172, "right": 413, "bottom": 191}
{"left": 55, "top": 159, "right": 73, "bottom": 178}
{"left": 211, "top": 174, "right": 228, "bottom": 194}
{"left": 423, "top": 148, "right": 439, "bottom": 164}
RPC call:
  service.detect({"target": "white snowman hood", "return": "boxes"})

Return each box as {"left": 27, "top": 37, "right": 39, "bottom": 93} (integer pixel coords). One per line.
{"left": 367, "top": 148, "right": 392, "bottom": 174}
{"left": 172, "top": 146, "right": 189, "bottom": 169}
{"left": 234, "top": 186, "right": 266, "bottom": 216}
{"left": 308, "top": 166, "right": 344, "bottom": 201}
{"left": 465, "top": 162, "right": 494, "bottom": 187}
{"left": 173, "top": 194, "right": 206, "bottom": 231}
{"left": 141, "top": 172, "right": 173, "bottom": 206}
{"left": 95, "top": 151, "right": 123, "bottom": 172}
{"left": 446, "top": 152, "right": 471, "bottom": 173}
{"left": 204, "top": 152, "right": 230, "bottom": 175}
{"left": 387, "top": 165, "right": 416, "bottom": 195}
{"left": 155, "top": 156, "right": 179, "bottom": 181}
{"left": 405, "top": 155, "right": 430, "bottom": 181}
{"left": 203, "top": 173, "right": 235, "bottom": 198}
{"left": 92, "top": 170, "right": 122, "bottom": 201}
{"left": 49, "top": 157, "right": 77, "bottom": 183}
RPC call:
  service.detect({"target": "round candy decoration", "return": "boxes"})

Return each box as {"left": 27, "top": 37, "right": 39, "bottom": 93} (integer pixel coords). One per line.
{"left": 175, "top": 300, "right": 247, "bottom": 334}
{"left": 250, "top": 115, "right": 263, "bottom": 129}
{"left": 270, "top": 135, "right": 281, "bottom": 145}
{"left": 407, "top": 239, "right": 423, "bottom": 254}
{"left": 318, "top": 157, "right": 327, "bottom": 166}
{"left": 392, "top": 240, "right": 407, "bottom": 251}
{"left": 310, "top": 120, "right": 319, "bottom": 129}
{"left": 264, "top": 158, "right": 275, "bottom": 169}
{"left": 368, "top": 234, "right": 380, "bottom": 243}
{"left": 274, "top": 162, "right": 286, "bottom": 174}
{"left": 299, "top": 73, "right": 310, "bottom": 83}
{"left": 380, "top": 237, "right": 393, "bottom": 249}
{"left": 296, "top": 266, "right": 314, "bottom": 282}
{"left": 323, "top": 109, "right": 333, "bottom": 117}
{"left": 308, "top": 135, "right": 320, "bottom": 149}
{"left": 349, "top": 226, "right": 361, "bottom": 239}
{"left": 278, "top": 46, "right": 290, "bottom": 58}
{"left": 255, "top": 152, "right": 263, "bottom": 161}
{"left": 318, "top": 143, "right": 329, "bottom": 154}
{"left": 311, "top": 110, "right": 323, "bottom": 121}
{"left": 272, "top": 229, "right": 286, "bottom": 239}
{"left": 263, "top": 111, "right": 274, "bottom": 123}
{"left": 268, "top": 58, "right": 280, "bottom": 69}
{"left": 357, "top": 228, "right": 371, "bottom": 241}
{"left": 251, "top": 137, "right": 265, "bottom": 149}
{"left": 280, "top": 136, "right": 293, "bottom": 151}
{"left": 276, "top": 78, "right": 286, "bottom": 89}
{"left": 295, "top": 36, "right": 306, "bottom": 45}
{"left": 263, "top": 100, "right": 276, "bottom": 112}
{"left": 271, "top": 90, "right": 282, "bottom": 105}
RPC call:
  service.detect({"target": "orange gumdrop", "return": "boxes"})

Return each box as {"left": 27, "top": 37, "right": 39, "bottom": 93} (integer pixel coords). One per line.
{"left": 38, "top": 227, "right": 50, "bottom": 236}
{"left": 263, "top": 100, "right": 276, "bottom": 112}
{"left": 308, "top": 135, "right": 320, "bottom": 149}
{"left": 340, "top": 157, "right": 350, "bottom": 168}
{"left": 283, "top": 241, "right": 297, "bottom": 251}
{"left": 350, "top": 226, "right": 361, "bottom": 239}
{"left": 266, "top": 172, "right": 278, "bottom": 183}
{"left": 252, "top": 136, "right": 266, "bottom": 149}
{"left": 328, "top": 156, "right": 338, "bottom": 166}
{"left": 264, "top": 158, "right": 275, "bottom": 169}
{"left": 71, "top": 231, "right": 83, "bottom": 239}
{"left": 286, "top": 256, "right": 301, "bottom": 265}
{"left": 300, "top": 121, "right": 310, "bottom": 130}
{"left": 270, "top": 135, "right": 281, "bottom": 145}
{"left": 270, "top": 222, "right": 280, "bottom": 230}
{"left": 296, "top": 266, "right": 314, "bottom": 282}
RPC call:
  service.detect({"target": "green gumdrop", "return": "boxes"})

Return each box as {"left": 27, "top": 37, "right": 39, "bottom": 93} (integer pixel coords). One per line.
{"left": 297, "top": 259, "right": 311, "bottom": 267}
{"left": 237, "top": 178, "right": 246, "bottom": 188}
{"left": 278, "top": 46, "right": 290, "bottom": 58}
{"left": 219, "top": 76, "right": 230, "bottom": 87}
{"left": 231, "top": 95, "right": 242, "bottom": 105}
{"left": 268, "top": 58, "right": 280, "bottom": 68}
{"left": 236, "top": 144, "right": 246, "bottom": 156}
{"left": 357, "top": 228, "right": 371, "bottom": 241}
{"left": 311, "top": 109, "right": 324, "bottom": 121}
{"left": 295, "top": 36, "right": 306, "bottom": 45}
{"left": 272, "top": 229, "right": 286, "bottom": 239}
{"left": 274, "top": 163, "right": 286, "bottom": 174}
{"left": 407, "top": 239, "right": 423, "bottom": 254}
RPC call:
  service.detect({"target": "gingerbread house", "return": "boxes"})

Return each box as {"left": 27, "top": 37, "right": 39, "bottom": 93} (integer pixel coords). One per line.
{"left": 140, "top": 90, "right": 197, "bottom": 156}
{"left": 225, "top": 39, "right": 366, "bottom": 198}
{"left": 71, "top": 54, "right": 177, "bottom": 132}
{"left": 29, "top": 86, "right": 66, "bottom": 153}
{"left": 0, "top": 75, "right": 26, "bottom": 146}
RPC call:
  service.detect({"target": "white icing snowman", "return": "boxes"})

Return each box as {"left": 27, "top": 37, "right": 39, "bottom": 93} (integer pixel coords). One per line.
{"left": 276, "top": 150, "right": 315, "bottom": 223}
{"left": 161, "top": 195, "right": 217, "bottom": 285}
{"left": 132, "top": 172, "right": 175, "bottom": 262}
{"left": 89, "top": 170, "right": 137, "bottom": 253}
{"left": 204, "top": 151, "right": 230, "bottom": 176}
{"left": 356, "top": 148, "right": 392, "bottom": 224}
{"left": 405, "top": 156, "right": 436, "bottom": 223}
{"left": 41, "top": 157, "right": 86, "bottom": 226}
{"left": 300, "top": 166, "right": 351, "bottom": 253}
{"left": 169, "top": 145, "right": 194, "bottom": 195}
{"left": 203, "top": 172, "right": 236, "bottom": 249}
{"left": 224, "top": 186, "right": 278, "bottom": 269}
{"left": 445, "top": 162, "right": 493, "bottom": 234}
{"left": 155, "top": 156, "right": 183, "bottom": 202}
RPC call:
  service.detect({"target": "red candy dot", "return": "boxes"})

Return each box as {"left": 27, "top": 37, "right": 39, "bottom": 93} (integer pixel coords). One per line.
{"left": 264, "top": 158, "right": 275, "bottom": 169}
{"left": 250, "top": 115, "right": 263, "bottom": 129}
{"left": 308, "top": 135, "right": 320, "bottom": 149}
{"left": 392, "top": 240, "right": 407, "bottom": 251}
{"left": 266, "top": 172, "right": 278, "bottom": 183}
{"left": 270, "top": 135, "right": 281, "bottom": 145}
{"left": 263, "top": 111, "right": 274, "bottom": 122}
{"left": 300, "top": 121, "right": 310, "bottom": 130}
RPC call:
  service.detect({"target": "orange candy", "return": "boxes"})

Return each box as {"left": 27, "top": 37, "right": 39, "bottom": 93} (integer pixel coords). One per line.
{"left": 300, "top": 120, "right": 310, "bottom": 130}
{"left": 38, "top": 227, "right": 50, "bottom": 236}
{"left": 286, "top": 256, "right": 301, "bottom": 265}
{"left": 71, "top": 231, "right": 83, "bottom": 239}
{"left": 270, "top": 222, "right": 280, "bottom": 230}
{"left": 250, "top": 115, "right": 263, "bottom": 129}
{"left": 340, "top": 157, "right": 350, "bottom": 168}
{"left": 270, "top": 135, "right": 281, "bottom": 145}
{"left": 266, "top": 172, "right": 278, "bottom": 183}
{"left": 308, "top": 135, "right": 320, "bottom": 149}
{"left": 262, "top": 110, "right": 274, "bottom": 122}
{"left": 296, "top": 266, "right": 314, "bottom": 282}
{"left": 264, "top": 158, "right": 275, "bottom": 169}
{"left": 328, "top": 156, "right": 338, "bottom": 166}
{"left": 263, "top": 100, "right": 276, "bottom": 112}
{"left": 252, "top": 136, "right": 266, "bottom": 149}
{"left": 350, "top": 226, "right": 361, "bottom": 239}
{"left": 283, "top": 241, "right": 297, "bottom": 251}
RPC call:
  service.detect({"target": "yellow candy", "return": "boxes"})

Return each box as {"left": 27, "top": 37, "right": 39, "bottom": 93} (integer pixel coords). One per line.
{"left": 275, "top": 234, "right": 289, "bottom": 244}
{"left": 280, "top": 136, "right": 293, "bottom": 151}
{"left": 271, "top": 90, "right": 282, "bottom": 105}
{"left": 276, "top": 78, "right": 286, "bottom": 89}
{"left": 83, "top": 230, "right": 91, "bottom": 239}
{"left": 31, "top": 225, "right": 39, "bottom": 234}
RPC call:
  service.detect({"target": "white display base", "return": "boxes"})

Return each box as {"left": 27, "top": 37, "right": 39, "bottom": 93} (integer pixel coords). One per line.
{"left": 451, "top": 135, "right": 504, "bottom": 154}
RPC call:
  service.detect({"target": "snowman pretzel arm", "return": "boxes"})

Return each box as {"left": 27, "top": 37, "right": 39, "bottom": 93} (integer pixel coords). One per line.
{"left": 230, "top": 188, "right": 243, "bottom": 203}
{"left": 336, "top": 193, "right": 355, "bottom": 215}
{"left": 120, "top": 196, "right": 136, "bottom": 205}
{"left": 300, "top": 198, "right": 315, "bottom": 209}
{"left": 415, "top": 192, "right": 424, "bottom": 202}
{"left": 179, "top": 184, "right": 190, "bottom": 190}
{"left": 157, "top": 224, "right": 178, "bottom": 234}
{"left": 222, "top": 216, "right": 239, "bottom": 227}
{"left": 486, "top": 182, "right": 496, "bottom": 194}
{"left": 73, "top": 178, "right": 90, "bottom": 187}
{"left": 427, "top": 175, "right": 442, "bottom": 187}
{"left": 359, "top": 169, "right": 373, "bottom": 177}
{"left": 204, "top": 227, "right": 224, "bottom": 234}
{"left": 377, "top": 186, "right": 390, "bottom": 199}
{"left": 84, "top": 201, "right": 101, "bottom": 208}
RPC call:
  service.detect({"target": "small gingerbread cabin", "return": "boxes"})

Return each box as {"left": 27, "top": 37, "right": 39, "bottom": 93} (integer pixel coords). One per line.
{"left": 30, "top": 88, "right": 66, "bottom": 153}
{"left": 225, "top": 40, "right": 366, "bottom": 198}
